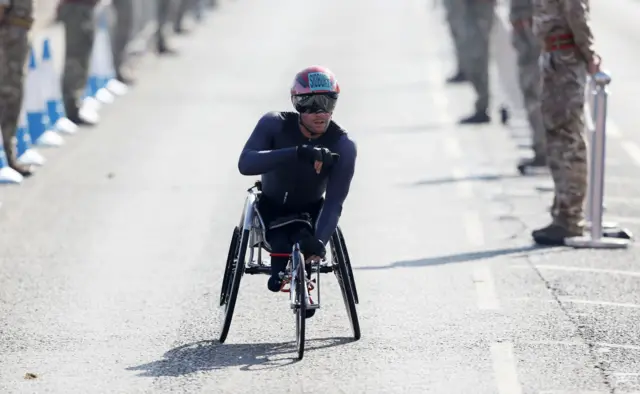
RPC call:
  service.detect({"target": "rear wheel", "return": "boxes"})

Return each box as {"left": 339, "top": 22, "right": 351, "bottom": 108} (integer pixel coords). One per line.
{"left": 331, "top": 233, "right": 361, "bottom": 341}
{"left": 218, "top": 228, "right": 249, "bottom": 343}
{"left": 294, "top": 249, "right": 307, "bottom": 360}
{"left": 220, "top": 227, "right": 240, "bottom": 306}
{"left": 337, "top": 227, "right": 358, "bottom": 304}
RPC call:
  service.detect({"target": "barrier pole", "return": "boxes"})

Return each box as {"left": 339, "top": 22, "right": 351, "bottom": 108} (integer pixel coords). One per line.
{"left": 565, "top": 71, "right": 631, "bottom": 249}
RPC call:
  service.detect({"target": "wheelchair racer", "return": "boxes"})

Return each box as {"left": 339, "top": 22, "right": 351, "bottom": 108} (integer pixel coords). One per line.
{"left": 237, "top": 65, "right": 357, "bottom": 308}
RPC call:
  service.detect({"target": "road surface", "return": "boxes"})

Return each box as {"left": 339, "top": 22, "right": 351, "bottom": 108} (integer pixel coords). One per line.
{"left": 2, "top": 0, "right": 640, "bottom": 393}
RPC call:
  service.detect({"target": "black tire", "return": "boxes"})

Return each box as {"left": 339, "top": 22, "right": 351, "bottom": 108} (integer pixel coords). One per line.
{"left": 220, "top": 227, "right": 240, "bottom": 306}
{"left": 218, "top": 228, "right": 249, "bottom": 343}
{"left": 294, "top": 249, "right": 306, "bottom": 360}
{"left": 331, "top": 233, "right": 361, "bottom": 341}
{"left": 336, "top": 227, "right": 358, "bottom": 304}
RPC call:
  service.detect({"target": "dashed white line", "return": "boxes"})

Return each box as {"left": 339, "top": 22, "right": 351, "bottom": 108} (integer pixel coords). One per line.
{"left": 464, "top": 211, "right": 485, "bottom": 247}
{"left": 451, "top": 167, "right": 474, "bottom": 198}
{"left": 443, "top": 136, "right": 462, "bottom": 158}
{"left": 491, "top": 342, "right": 523, "bottom": 394}
{"left": 474, "top": 264, "right": 500, "bottom": 310}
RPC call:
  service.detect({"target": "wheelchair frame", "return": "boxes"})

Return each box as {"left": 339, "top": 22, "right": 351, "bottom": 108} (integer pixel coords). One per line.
{"left": 218, "top": 181, "right": 360, "bottom": 360}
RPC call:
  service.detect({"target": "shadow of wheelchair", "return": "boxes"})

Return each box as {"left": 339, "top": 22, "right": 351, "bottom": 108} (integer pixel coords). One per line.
{"left": 127, "top": 336, "right": 352, "bottom": 377}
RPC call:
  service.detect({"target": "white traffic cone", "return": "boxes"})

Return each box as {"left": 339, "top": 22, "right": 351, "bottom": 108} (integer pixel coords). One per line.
{"left": 25, "top": 46, "right": 65, "bottom": 147}
{"left": 41, "top": 38, "right": 78, "bottom": 135}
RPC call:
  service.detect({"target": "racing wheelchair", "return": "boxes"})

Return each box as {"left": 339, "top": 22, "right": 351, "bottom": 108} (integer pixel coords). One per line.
{"left": 218, "top": 181, "right": 360, "bottom": 360}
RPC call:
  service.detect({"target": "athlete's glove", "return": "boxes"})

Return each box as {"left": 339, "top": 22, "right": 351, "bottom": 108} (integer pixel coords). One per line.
{"left": 296, "top": 145, "right": 339, "bottom": 168}
{"left": 299, "top": 235, "right": 326, "bottom": 260}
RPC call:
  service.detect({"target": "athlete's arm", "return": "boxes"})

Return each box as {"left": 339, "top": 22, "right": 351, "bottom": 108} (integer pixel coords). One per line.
{"left": 315, "top": 137, "right": 357, "bottom": 244}
{"left": 238, "top": 112, "right": 298, "bottom": 176}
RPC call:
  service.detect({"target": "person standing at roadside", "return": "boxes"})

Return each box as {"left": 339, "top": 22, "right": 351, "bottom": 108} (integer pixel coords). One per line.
{"left": 59, "top": 0, "right": 99, "bottom": 126}
{"left": 0, "top": 0, "right": 35, "bottom": 176}
{"left": 511, "top": 0, "right": 546, "bottom": 171}
{"left": 531, "top": 0, "right": 600, "bottom": 245}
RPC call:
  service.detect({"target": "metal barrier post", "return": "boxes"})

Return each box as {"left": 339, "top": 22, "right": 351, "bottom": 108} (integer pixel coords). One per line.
{"left": 565, "top": 71, "right": 631, "bottom": 249}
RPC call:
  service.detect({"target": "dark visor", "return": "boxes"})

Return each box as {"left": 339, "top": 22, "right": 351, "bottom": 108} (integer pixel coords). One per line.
{"left": 292, "top": 93, "right": 338, "bottom": 113}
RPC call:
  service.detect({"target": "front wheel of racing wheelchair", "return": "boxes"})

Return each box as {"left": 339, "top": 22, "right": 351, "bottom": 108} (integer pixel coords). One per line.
{"left": 217, "top": 181, "right": 361, "bottom": 359}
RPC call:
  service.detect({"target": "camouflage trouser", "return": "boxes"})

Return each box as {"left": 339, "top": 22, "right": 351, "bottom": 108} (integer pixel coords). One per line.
{"left": 111, "top": 0, "right": 134, "bottom": 74}
{"left": 156, "top": 0, "right": 172, "bottom": 47}
{"left": 460, "top": 0, "right": 494, "bottom": 112}
{"left": 59, "top": 3, "right": 96, "bottom": 117}
{"left": 0, "top": 24, "right": 29, "bottom": 165}
{"left": 443, "top": 0, "right": 466, "bottom": 73}
{"left": 511, "top": 24, "right": 545, "bottom": 156}
{"left": 540, "top": 50, "right": 588, "bottom": 230}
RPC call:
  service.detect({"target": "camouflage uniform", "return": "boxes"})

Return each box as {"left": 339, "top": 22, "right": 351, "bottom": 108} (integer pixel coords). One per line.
{"left": 532, "top": 0, "right": 596, "bottom": 244}
{"left": 459, "top": 0, "right": 495, "bottom": 124}
{"left": 111, "top": 0, "right": 133, "bottom": 83}
{"left": 443, "top": 0, "right": 467, "bottom": 83}
{"left": 59, "top": 0, "right": 98, "bottom": 124}
{"left": 510, "top": 0, "right": 546, "bottom": 165}
{"left": 0, "top": 0, "right": 34, "bottom": 175}
{"left": 156, "top": 0, "right": 175, "bottom": 54}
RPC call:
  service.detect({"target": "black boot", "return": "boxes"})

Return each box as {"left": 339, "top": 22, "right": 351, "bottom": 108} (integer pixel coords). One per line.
{"left": 459, "top": 110, "right": 491, "bottom": 124}
{"left": 532, "top": 223, "right": 583, "bottom": 246}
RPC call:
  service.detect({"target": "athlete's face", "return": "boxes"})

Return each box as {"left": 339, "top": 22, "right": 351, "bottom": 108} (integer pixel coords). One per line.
{"left": 301, "top": 111, "right": 332, "bottom": 134}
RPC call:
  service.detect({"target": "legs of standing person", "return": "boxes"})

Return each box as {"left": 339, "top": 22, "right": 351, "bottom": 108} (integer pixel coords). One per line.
{"left": 173, "top": 0, "right": 191, "bottom": 33}
{"left": 512, "top": 24, "right": 547, "bottom": 167}
{"left": 156, "top": 0, "right": 175, "bottom": 54}
{"left": 459, "top": 0, "right": 494, "bottom": 124}
{"left": 444, "top": 0, "right": 467, "bottom": 83}
{"left": 60, "top": 3, "right": 97, "bottom": 126}
{"left": 0, "top": 25, "right": 32, "bottom": 176}
{"left": 111, "top": 0, "right": 134, "bottom": 84}
{"left": 533, "top": 52, "right": 588, "bottom": 244}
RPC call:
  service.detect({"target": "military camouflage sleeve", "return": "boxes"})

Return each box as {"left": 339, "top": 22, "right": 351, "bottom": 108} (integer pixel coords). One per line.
{"left": 562, "top": 0, "right": 596, "bottom": 64}
{"left": 509, "top": 0, "right": 533, "bottom": 22}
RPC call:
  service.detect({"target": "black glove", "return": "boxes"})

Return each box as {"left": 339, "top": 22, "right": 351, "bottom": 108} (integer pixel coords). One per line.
{"left": 296, "top": 145, "right": 339, "bottom": 168}
{"left": 299, "top": 235, "right": 326, "bottom": 260}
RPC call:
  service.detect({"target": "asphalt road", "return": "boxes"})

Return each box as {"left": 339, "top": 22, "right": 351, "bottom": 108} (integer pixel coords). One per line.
{"left": 2, "top": 0, "right": 640, "bottom": 393}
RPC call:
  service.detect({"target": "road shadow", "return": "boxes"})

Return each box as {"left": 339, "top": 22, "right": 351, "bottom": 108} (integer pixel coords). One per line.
{"left": 376, "top": 123, "right": 457, "bottom": 134}
{"left": 409, "top": 173, "right": 530, "bottom": 187}
{"left": 127, "top": 336, "right": 353, "bottom": 377}
{"left": 355, "top": 245, "right": 567, "bottom": 271}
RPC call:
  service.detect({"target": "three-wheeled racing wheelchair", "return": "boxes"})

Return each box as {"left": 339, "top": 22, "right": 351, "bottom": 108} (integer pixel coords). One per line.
{"left": 218, "top": 181, "right": 360, "bottom": 360}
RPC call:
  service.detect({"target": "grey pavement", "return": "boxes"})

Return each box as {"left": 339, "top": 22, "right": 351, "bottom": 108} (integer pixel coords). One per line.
{"left": 1, "top": 0, "right": 640, "bottom": 393}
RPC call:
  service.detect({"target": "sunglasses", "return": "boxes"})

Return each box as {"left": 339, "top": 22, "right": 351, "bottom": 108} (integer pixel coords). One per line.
{"left": 292, "top": 93, "right": 338, "bottom": 114}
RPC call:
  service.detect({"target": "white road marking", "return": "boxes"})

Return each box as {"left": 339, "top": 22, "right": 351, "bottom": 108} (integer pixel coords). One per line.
{"left": 621, "top": 140, "right": 640, "bottom": 167}
{"left": 464, "top": 211, "right": 485, "bottom": 247}
{"left": 451, "top": 167, "right": 474, "bottom": 198}
{"left": 473, "top": 264, "right": 500, "bottom": 310}
{"left": 491, "top": 342, "right": 523, "bottom": 394}
{"left": 518, "top": 339, "right": 640, "bottom": 351}
{"left": 443, "top": 136, "right": 462, "bottom": 158}
{"left": 605, "top": 120, "right": 623, "bottom": 139}
{"left": 465, "top": 211, "right": 501, "bottom": 310}
{"left": 526, "top": 264, "right": 640, "bottom": 278}
{"left": 559, "top": 298, "right": 640, "bottom": 309}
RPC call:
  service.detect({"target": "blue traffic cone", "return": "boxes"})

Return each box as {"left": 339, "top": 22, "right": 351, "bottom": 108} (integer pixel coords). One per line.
{"left": 25, "top": 46, "right": 64, "bottom": 147}
{"left": 16, "top": 104, "right": 46, "bottom": 166}
{"left": 41, "top": 38, "right": 78, "bottom": 135}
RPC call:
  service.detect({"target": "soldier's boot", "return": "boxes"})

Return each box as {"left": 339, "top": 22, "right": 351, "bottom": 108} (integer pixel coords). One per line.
{"left": 459, "top": 110, "right": 491, "bottom": 124}
{"left": 516, "top": 154, "right": 547, "bottom": 174}
{"left": 446, "top": 70, "right": 467, "bottom": 84}
{"left": 4, "top": 141, "right": 34, "bottom": 177}
{"left": 116, "top": 70, "right": 135, "bottom": 85}
{"left": 157, "top": 38, "right": 177, "bottom": 55}
{"left": 532, "top": 222, "right": 583, "bottom": 246}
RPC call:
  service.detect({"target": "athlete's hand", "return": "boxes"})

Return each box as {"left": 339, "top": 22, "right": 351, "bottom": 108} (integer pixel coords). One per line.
{"left": 297, "top": 145, "right": 339, "bottom": 174}
{"left": 299, "top": 236, "right": 326, "bottom": 262}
